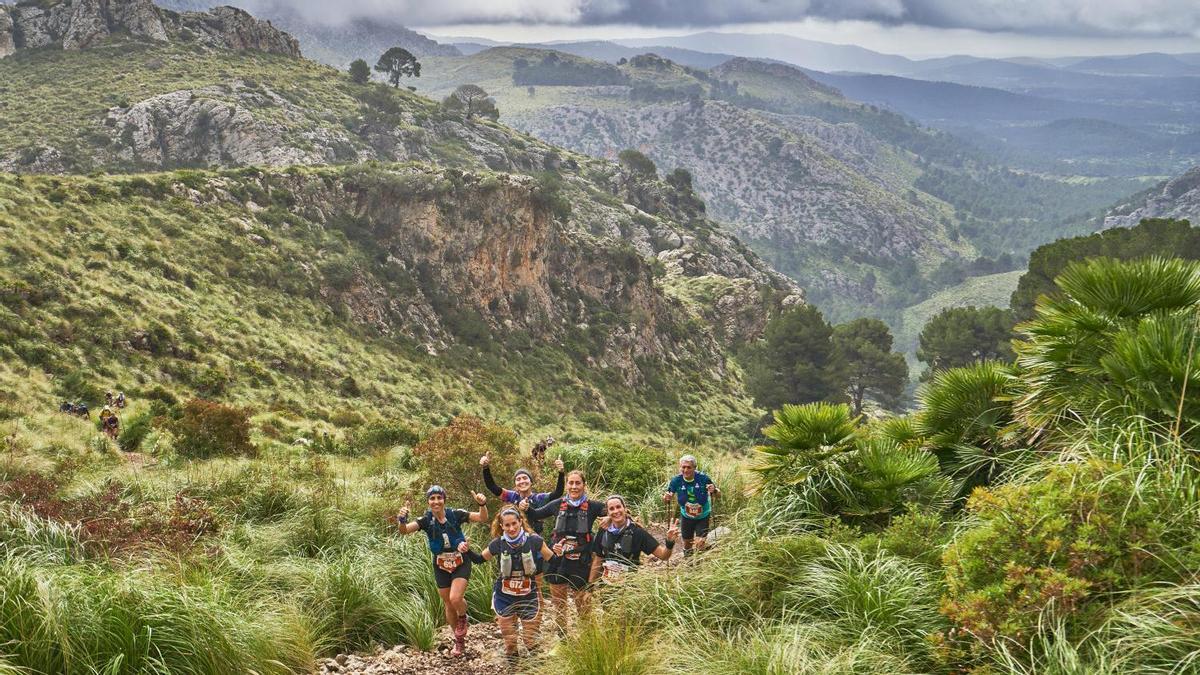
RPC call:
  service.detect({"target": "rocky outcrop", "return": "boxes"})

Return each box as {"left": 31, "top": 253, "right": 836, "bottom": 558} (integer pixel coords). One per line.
{"left": 0, "top": 0, "right": 299, "bottom": 58}
{"left": 179, "top": 6, "right": 299, "bottom": 56}
{"left": 103, "top": 82, "right": 347, "bottom": 168}
{"left": 519, "top": 99, "right": 957, "bottom": 262}
{"left": 0, "top": 11, "right": 14, "bottom": 58}
{"left": 1103, "top": 166, "right": 1200, "bottom": 230}
{"left": 179, "top": 164, "right": 798, "bottom": 385}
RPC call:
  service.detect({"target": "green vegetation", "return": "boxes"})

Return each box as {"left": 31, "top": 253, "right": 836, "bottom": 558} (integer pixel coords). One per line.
{"left": 348, "top": 58, "right": 371, "bottom": 85}
{"left": 0, "top": 165, "right": 758, "bottom": 445}
{"left": 741, "top": 306, "right": 908, "bottom": 414}
{"left": 374, "top": 47, "right": 421, "bottom": 87}
{"left": 917, "top": 306, "right": 1015, "bottom": 379}
{"left": 1012, "top": 217, "right": 1200, "bottom": 319}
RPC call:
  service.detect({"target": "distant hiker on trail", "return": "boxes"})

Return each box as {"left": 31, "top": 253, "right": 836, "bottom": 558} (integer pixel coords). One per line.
{"left": 480, "top": 452, "right": 565, "bottom": 538}
{"left": 115, "top": 392, "right": 126, "bottom": 409}
{"left": 663, "top": 455, "right": 720, "bottom": 557}
{"left": 105, "top": 391, "right": 114, "bottom": 407}
{"left": 74, "top": 403, "right": 89, "bottom": 418}
{"left": 60, "top": 401, "right": 72, "bottom": 414}
{"left": 524, "top": 470, "right": 606, "bottom": 633}
{"left": 464, "top": 508, "right": 556, "bottom": 665}
{"left": 396, "top": 486, "right": 489, "bottom": 657}
{"left": 589, "top": 495, "right": 677, "bottom": 584}
{"left": 531, "top": 436, "right": 555, "bottom": 465}
{"left": 104, "top": 412, "right": 120, "bottom": 440}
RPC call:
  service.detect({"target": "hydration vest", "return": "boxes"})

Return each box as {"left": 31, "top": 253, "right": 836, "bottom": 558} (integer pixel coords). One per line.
{"left": 499, "top": 542, "right": 538, "bottom": 579}
{"left": 554, "top": 498, "right": 592, "bottom": 542}
{"left": 598, "top": 525, "right": 636, "bottom": 560}
{"left": 423, "top": 511, "right": 465, "bottom": 554}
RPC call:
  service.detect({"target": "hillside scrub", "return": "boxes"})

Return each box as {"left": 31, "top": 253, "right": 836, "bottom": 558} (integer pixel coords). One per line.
{"left": 1, "top": 257, "right": 1200, "bottom": 673}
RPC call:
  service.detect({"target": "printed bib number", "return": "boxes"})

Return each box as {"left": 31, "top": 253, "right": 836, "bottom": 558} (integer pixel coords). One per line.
{"left": 436, "top": 552, "right": 462, "bottom": 573}
{"left": 560, "top": 538, "right": 582, "bottom": 560}
{"left": 685, "top": 503, "right": 703, "bottom": 518}
{"left": 601, "top": 560, "right": 629, "bottom": 582}
{"left": 501, "top": 575, "right": 533, "bottom": 596}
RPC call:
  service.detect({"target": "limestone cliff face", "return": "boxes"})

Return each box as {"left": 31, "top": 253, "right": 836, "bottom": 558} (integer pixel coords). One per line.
{"left": 184, "top": 165, "right": 800, "bottom": 386}
{"left": 0, "top": 0, "right": 299, "bottom": 58}
{"left": 1103, "top": 166, "right": 1200, "bottom": 230}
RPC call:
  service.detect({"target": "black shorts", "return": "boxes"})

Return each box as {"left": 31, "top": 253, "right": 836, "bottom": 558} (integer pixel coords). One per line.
{"left": 680, "top": 516, "right": 710, "bottom": 540}
{"left": 433, "top": 559, "right": 472, "bottom": 589}
{"left": 545, "top": 554, "right": 591, "bottom": 590}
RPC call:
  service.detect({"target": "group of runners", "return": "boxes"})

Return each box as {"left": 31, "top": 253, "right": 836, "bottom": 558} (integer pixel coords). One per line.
{"left": 59, "top": 390, "right": 125, "bottom": 440}
{"left": 396, "top": 453, "right": 720, "bottom": 662}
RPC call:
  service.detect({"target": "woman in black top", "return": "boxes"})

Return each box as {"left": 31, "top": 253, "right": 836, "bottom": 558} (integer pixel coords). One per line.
{"left": 464, "top": 508, "right": 556, "bottom": 664}
{"left": 589, "top": 495, "right": 677, "bottom": 584}
{"left": 523, "top": 470, "right": 606, "bottom": 632}
{"left": 479, "top": 453, "right": 565, "bottom": 538}
{"left": 396, "top": 485, "right": 488, "bottom": 657}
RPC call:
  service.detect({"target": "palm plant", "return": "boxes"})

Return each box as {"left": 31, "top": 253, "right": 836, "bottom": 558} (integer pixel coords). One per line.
{"left": 1015, "top": 257, "right": 1200, "bottom": 440}
{"left": 753, "top": 402, "right": 859, "bottom": 489}
{"left": 916, "top": 360, "right": 1026, "bottom": 498}
{"left": 755, "top": 404, "right": 951, "bottom": 526}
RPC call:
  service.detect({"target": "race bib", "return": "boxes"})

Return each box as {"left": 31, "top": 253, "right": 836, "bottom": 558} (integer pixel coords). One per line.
{"left": 435, "top": 552, "right": 462, "bottom": 573}
{"left": 501, "top": 575, "right": 533, "bottom": 596}
{"left": 601, "top": 560, "right": 629, "bottom": 582}
{"left": 685, "top": 502, "right": 703, "bottom": 518}
{"left": 560, "top": 538, "right": 582, "bottom": 560}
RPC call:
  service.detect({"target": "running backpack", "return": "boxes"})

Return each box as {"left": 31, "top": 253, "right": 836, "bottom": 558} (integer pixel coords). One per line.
{"left": 554, "top": 499, "right": 591, "bottom": 542}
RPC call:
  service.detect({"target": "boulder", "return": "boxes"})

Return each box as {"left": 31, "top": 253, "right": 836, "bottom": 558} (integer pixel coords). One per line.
{"left": 0, "top": 0, "right": 296, "bottom": 59}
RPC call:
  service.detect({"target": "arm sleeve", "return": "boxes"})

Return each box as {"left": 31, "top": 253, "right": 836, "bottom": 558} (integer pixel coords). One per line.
{"left": 527, "top": 497, "right": 561, "bottom": 521}
{"left": 482, "top": 466, "right": 503, "bottom": 497}
{"left": 465, "top": 548, "right": 486, "bottom": 564}
{"left": 548, "top": 471, "right": 565, "bottom": 500}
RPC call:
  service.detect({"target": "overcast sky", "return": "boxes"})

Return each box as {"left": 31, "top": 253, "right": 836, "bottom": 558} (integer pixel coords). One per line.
{"left": 247, "top": 0, "right": 1200, "bottom": 58}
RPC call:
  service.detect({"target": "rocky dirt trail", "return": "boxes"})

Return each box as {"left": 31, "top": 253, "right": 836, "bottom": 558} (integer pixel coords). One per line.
{"left": 317, "top": 624, "right": 514, "bottom": 675}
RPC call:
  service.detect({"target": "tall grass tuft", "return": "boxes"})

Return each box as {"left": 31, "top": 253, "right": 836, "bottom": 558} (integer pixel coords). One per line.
{"left": 542, "top": 617, "right": 654, "bottom": 675}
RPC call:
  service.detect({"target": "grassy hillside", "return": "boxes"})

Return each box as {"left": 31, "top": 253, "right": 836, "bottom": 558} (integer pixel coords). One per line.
{"left": 0, "top": 164, "right": 772, "bottom": 446}
{"left": 894, "top": 270, "right": 1023, "bottom": 359}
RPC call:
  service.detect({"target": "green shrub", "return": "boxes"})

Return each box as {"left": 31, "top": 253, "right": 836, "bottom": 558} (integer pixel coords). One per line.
{"left": 942, "top": 459, "right": 1200, "bottom": 657}
{"left": 345, "top": 419, "right": 421, "bottom": 455}
{"left": 172, "top": 399, "right": 254, "bottom": 459}
{"left": 552, "top": 440, "right": 670, "bottom": 499}
{"left": 117, "top": 401, "right": 168, "bottom": 452}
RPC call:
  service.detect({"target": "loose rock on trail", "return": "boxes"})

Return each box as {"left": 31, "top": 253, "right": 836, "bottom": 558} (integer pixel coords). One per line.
{"left": 317, "top": 625, "right": 513, "bottom": 675}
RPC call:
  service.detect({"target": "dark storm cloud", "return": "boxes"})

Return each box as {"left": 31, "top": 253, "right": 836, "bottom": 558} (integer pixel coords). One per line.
{"left": 225, "top": 0, "right": 1200, "bottom": 38}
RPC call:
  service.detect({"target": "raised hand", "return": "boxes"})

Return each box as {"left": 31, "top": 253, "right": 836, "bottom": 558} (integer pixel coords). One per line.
{"left": 479, "top": 453, "right": 490, "bottom": 467}
{"left": 518, "top": 498, "right": 529, "bottom": 511}
{"left": 662, "top": 491, "right": 674, "bottom": 504}
{"left": 666, "top": 524, "right": 679, "bottom": 542}
{"left": 457, "top": 540, "right": 470, "bottom": 554}
{"left": 397, "top": 501, "right": 411, "bottom": 520}
{"left": 552, "top": 539, "right": 565, "bottom": 556}
{"left": 707, "top": 484, "right": 715, "bottom": 495}
{"left": 553, "top": 457, "right": 564, "bottom": 472}
{"left": 472, "top": 491, "right": 487, "bottom": 506}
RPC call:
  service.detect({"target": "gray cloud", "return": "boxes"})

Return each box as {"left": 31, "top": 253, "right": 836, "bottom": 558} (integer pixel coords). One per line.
{"left": 207, "top": 0, "right": 1200, "bottom": 38}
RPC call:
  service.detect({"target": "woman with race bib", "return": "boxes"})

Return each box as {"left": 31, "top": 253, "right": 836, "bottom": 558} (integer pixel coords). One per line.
{"left": 588, "top": 495, "right": 677, "bottom": 584}
{"left": 396, "top": 485, "right": 488, "bottom": 657}
{"left": 523, "top": 470, "right": 605, "bottom": 632}
{"left": 464, "top": 507, "right": 556, "bottom": 664}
